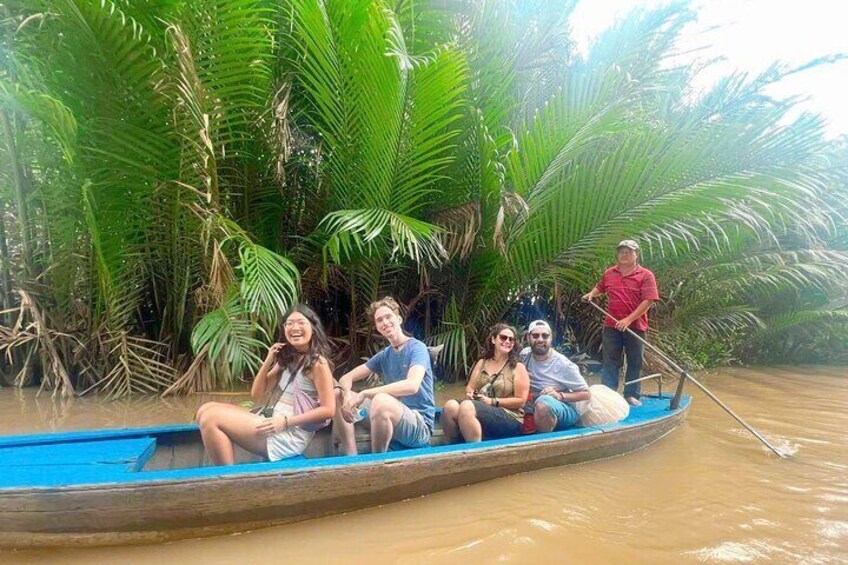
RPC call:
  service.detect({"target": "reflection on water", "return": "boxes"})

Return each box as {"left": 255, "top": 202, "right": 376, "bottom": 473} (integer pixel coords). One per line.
{"left": 0, "top": 388, "right": 229, "bottom": 434}
{"left": 1, "top": 367, "right": 846, "bottom": 564}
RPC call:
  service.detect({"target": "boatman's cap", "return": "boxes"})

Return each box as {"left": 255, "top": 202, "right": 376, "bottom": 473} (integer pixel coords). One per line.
{"left": 526, "top": 320, "right": 552, "bottom": 335}
{"left": 617, "top": 239, "right": 639, "bottom": 251}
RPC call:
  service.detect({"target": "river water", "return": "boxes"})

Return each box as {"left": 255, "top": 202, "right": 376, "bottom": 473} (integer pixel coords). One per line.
{"left": 1, "top": 366, "right": 846, "bottom": 564}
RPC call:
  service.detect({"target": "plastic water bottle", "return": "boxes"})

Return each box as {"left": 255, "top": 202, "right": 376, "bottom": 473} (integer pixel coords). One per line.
{"left": 351, "top": 398, "right": 370, "bottom": 423}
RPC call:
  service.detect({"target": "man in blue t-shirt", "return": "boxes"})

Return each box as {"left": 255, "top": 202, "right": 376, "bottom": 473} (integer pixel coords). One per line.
{"left": 335, "top": 297, "right": 435, "bottom": 454}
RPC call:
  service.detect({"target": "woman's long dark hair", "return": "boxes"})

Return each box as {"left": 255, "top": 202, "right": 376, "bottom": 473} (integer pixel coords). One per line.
{"left": 480, "top": 323, "right": 519, "bottom": 369}
{"left": 277, "top": 303, "right": 334, "bottom": 374}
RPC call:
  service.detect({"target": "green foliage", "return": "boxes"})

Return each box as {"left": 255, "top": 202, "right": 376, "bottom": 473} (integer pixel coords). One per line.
{"left": 0, "top": 0, "right": 845, "bottom": 395}
{"left": 190, "top": 292, "right": 267, "bottom": 381}
{"left": 425, "top": 296, "right": 470, "bottom": 381}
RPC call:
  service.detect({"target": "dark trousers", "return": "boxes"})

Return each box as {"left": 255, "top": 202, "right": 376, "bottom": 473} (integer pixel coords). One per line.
{"left": 601, "top": 326, "right": 645, "bottom": 399}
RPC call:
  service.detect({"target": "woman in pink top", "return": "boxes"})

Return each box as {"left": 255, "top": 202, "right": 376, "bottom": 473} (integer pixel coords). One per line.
{"left": 196, "top": 304, "right": 336, "bottom": 465}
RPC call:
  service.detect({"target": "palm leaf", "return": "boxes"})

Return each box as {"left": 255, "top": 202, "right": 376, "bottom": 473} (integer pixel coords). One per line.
{"left": 320, "top": 208, "right": 447, "bottom": 268}
{"left": 191, "top": 292, "right": 267, "bottom": 385}
{"left": 237, "top": 240, "right": 300, "bottom": 322}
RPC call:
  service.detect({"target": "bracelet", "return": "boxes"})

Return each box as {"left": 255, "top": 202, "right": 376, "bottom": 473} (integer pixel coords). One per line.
{"left": 284, "top": 415, "right": 289, "bottom": 430}
{"left": 494, "top": 398, "right": 499, "bottom": 408}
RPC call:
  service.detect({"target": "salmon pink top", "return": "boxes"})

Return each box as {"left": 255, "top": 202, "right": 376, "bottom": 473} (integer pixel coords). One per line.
{"left": 595, "top": 265, "right": 659, "bottom": 332}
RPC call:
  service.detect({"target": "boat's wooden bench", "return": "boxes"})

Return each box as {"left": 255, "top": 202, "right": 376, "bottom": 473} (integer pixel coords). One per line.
{"left": 303, "top": 417, "right": 446, "bottom": 457}
{"left": 0, "top": 436, "right": 158, "bottom": 489}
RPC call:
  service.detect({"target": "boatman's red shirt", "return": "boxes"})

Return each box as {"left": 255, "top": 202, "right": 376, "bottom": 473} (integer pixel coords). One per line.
{"left": 595, "top": 265, "right": 659, "bottom": 332}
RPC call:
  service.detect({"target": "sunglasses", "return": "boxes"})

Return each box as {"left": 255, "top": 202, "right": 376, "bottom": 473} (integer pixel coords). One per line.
{"left": 530, "top": 332, "right": 551, "bottom": 340}
{"left": 496, "top": 334, "right": 516, "bottom": 343}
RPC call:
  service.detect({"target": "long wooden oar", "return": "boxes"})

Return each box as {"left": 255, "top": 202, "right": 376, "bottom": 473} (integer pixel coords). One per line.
{"left": 583, "top": 298, "right": 789, "bottom": 459}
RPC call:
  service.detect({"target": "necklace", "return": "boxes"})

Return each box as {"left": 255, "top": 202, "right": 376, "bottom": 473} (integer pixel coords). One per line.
{"left": 391, "top": 336, "right": 410, "bottom": 352}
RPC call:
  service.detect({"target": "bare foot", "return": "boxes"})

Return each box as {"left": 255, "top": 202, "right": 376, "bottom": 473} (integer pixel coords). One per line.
{"left": 626, "top": 396, "right": 642, "bottom": 407}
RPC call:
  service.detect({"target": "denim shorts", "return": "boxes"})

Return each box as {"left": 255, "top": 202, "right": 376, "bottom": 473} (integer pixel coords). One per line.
{"left": 534, "top": 395, "right": 581, "bottom": 430}
{"left": 471, "top": 400, "right": 524, "bottom": 440}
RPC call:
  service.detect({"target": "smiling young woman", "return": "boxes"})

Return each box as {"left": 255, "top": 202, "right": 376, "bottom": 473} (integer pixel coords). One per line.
{"left": 441, "top": 323, "right": 530, "bottom": 443}
{"left": 194, "top": 304, "right": 336, "bottom": 465}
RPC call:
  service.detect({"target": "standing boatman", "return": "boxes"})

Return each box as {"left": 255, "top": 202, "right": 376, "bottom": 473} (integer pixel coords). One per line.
{"left": 582, "top": 240, "right": 659, "bottom": 406}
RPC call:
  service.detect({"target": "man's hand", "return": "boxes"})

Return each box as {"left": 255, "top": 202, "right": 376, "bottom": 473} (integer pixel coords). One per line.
{"left": 540, "top": 386, "right": 558, "bottom": 397}
{"left": 615, "top": 316, "right": 633, "bottom": 331}
{"left": 341, "top": 390, "right": 364, "bottom": 423}
{"left": 256, "top": 416, "right": 287, "bottom": 436}
{"left": 581, "top": 291, "right": 595, "bottom": 302}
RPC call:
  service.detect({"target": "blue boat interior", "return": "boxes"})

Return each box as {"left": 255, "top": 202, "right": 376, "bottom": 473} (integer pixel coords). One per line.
{"left": 0, "top": 394, "right": 689, "bottom": 490}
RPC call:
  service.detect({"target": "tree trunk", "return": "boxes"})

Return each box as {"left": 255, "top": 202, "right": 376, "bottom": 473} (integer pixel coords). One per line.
{"left": 0, "top": 200, "right": 11, "bottom": 318}
{"left": 1, "top": 110, "right": 35, "bottom": 279}
{"left": 348, "top": 271, "right": 358, "bottom": 368}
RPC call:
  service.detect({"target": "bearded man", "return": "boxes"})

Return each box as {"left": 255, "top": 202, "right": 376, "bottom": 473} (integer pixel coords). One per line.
{"left": 521, "top": 320, "right": 590, "bottom": 432}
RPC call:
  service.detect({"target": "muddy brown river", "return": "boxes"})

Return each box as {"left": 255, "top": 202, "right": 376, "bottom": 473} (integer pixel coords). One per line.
{"left": 1, "top": 366, "right": 845, "bottom": 564}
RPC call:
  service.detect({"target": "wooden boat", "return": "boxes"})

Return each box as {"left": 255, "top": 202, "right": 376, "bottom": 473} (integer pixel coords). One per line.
{"left": 0, "top": 393, "right": 690, "bottom": 548}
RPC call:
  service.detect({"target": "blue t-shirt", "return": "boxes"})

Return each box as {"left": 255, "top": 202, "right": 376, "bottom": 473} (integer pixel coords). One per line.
{"left": 365, "top": 338, "right": 435, "bottom": 431}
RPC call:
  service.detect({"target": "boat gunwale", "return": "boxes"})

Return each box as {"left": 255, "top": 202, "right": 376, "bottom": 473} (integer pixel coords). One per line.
{"left": 0, "top": 395, "right": 690, "bottom": 493}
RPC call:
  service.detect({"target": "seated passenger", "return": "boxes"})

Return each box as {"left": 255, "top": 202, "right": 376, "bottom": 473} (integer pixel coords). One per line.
{"left": 521, "top": 320, "right": 591, "bottom": 433}
{"left": 335, "top": 297, "right": 435, "bottom": 454}
{"left": 442, "top": 324, "right": 530, "bottom": 443}
{"left": 196, "top": 304, "right": 335, "bottom": 465}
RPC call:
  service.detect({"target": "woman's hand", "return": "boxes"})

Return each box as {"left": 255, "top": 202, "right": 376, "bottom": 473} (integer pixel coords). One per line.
{"left": 263, "top": 342, "right": 286, "bottom": 367}
{"left": 256, "top": 415, "right": 287, "bottom": 436}
{"left": 475, "top": 393, "right": 492, "bottom": 405}
{"left": 341, "top": 390, "right": 364, "bottom": 423}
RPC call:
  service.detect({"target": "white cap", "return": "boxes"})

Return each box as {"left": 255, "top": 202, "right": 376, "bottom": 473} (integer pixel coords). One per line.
{"left": 526, "top": 320, "right": 552, "bottom": 335}
{"left": 617, "top": 239, "right": 639, "bottom": 251}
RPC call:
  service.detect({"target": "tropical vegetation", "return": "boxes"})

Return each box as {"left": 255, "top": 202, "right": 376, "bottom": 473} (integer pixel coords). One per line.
{"left": 0, "top": 0, "right": 845, "bottom": 397}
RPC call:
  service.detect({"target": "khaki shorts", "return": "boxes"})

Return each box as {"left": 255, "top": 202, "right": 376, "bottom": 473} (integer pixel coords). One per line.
{"left": 392, "top": 403, "right": 431, "bottom": 448}
{"left": 362, "top": 401, "right": 431, "bottom": 449}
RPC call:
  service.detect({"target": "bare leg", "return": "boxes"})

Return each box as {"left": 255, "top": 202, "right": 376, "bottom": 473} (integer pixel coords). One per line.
{"left": 195, "top": 400, "right": 230, "bottom": 422}
{"left": 333, "top": 388, "right": 357, "bottom": 456}
{"left": 457, "top": 400, "right": 482, "bottom": 443}
{"left": 197, "top": 404, "right": 268, "bottom": 465}
{"left": 369, "top": 393, "right": 406, "bottom": 453}
{"left": 441, "top": 399, "right": 462, "bottom": 443}
{"left": 534, "top": 400, "right": 557, "bottom": 433}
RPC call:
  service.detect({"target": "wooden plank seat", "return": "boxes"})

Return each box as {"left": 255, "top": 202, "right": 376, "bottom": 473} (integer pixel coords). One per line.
{"left": 0, "top": 437, "right": 157, "bottom": 469}
{"left": 300, "top": 416, "right": 447, "bottom": 458}
{"left": 0, "top": 437, "right": 157, "bottom": 489}
{"left": 351, "top": 422, "right": 447, "bottom": 451}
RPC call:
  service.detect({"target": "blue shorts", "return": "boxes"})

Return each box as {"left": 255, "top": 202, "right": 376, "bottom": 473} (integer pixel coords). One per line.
{"left": 534, "top": 395, "right": 581, "bottom": 430}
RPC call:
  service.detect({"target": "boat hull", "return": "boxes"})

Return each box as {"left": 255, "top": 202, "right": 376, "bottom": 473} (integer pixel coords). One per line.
{"left": 0, "top": 396, "right": 688, "bottom": 548}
